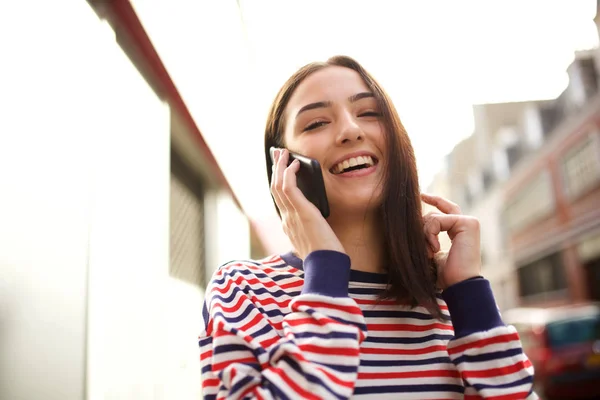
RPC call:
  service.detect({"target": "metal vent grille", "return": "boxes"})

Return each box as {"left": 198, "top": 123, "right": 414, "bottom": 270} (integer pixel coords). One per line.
{"left": 170, "top": 150, "right": 206, "bottom": 288}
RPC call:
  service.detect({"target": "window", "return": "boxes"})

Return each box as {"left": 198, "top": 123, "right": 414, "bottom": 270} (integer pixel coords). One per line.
{"left": 170, "top": 148, "right": 207, "bottom": 287}
{"left": 517, "top": 252, "right": 567, "bottom": 298}
{"left": 561, "top": 132, "right": 600, "bottom": 201}
{"left": 505, "top": 171, "right": 555, "bottom": 233}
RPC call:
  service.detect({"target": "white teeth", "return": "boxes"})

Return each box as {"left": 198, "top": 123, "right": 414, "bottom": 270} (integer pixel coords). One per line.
{"left": 333, "top": 156, "right": 376, "bottom": 174}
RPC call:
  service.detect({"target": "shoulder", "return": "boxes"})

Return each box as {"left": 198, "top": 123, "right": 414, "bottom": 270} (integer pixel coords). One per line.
{"left": 206, "top": 253, "right": 302, "bottom": 297}
{"left": 202, "top": 254, "right": 302, "bottom": 326}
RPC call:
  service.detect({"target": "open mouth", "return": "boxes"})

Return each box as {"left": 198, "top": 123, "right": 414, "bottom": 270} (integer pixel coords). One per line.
{"left": 330, "top": 155, "right": 379, "bottom": 175}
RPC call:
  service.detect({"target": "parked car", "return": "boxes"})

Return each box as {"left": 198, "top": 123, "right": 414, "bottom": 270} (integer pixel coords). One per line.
{"left": 503, "top": 303, "right": 600, "bottom": 399}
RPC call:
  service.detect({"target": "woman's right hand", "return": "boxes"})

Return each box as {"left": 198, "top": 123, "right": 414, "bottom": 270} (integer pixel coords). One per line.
{"left": 271, "top": 148, "right": 345, "bottom": 260}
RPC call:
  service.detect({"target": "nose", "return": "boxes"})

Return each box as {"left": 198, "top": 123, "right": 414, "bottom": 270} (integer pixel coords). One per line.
{"left": 335, "top": 112, "right": 363, "bottom": 145}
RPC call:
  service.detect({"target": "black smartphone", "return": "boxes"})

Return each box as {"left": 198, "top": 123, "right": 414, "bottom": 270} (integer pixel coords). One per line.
{"left": 270, "top": 147, "right": 330, "bottom": 218}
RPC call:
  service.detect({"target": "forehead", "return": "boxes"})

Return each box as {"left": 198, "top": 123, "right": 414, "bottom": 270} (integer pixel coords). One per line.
{"left": 285, "top": 66, "right": 371, "bottom": 115}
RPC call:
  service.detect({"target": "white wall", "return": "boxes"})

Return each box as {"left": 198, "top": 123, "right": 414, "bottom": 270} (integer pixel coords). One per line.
{"left": 130, "top": 0, "right": 271, "bottom": 218}
{"left": 0, "top": 1, "right": 109, "bottom": 398}
{"left": 84, "top": 17, "right": 172, "bottom": 400}
{"left": 469, "top": 187, "right": 518, "bottom": 311}
{"left": 0, "top": 2, "right": 219, "bottom": 399}
{"left": 204, "top": 190, "right": 251, "bottom": 279}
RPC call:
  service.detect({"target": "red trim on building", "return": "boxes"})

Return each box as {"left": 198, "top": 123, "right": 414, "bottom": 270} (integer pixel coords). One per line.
{"left": 99, "top": 0, "right": 243, "bottom": 211}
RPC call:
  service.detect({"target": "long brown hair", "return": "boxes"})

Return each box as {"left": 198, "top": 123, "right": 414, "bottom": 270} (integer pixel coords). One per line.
{"left": 264, "top": 55, "right": 441, "bottom": 318}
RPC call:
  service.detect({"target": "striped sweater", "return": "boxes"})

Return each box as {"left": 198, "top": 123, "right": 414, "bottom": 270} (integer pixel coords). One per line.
{"left": 199, "top": 250, "right": 537, "bottom": 399}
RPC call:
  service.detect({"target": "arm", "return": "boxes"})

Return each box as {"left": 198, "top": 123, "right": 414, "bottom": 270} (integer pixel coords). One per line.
{"left": 199, "top": 251, "right": 367, "bottom": 400}
{"left": 443, "top": 278, "right": 538, "bottom": 399}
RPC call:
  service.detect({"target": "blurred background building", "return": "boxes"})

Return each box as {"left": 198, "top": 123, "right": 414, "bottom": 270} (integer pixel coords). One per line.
{"left": 2, "top": 0, "right": 599, "bottom": 399}
{"left": 434, "top": 5, "right": 600, "bottom": 311}
{"left": 0, "top": 1, "right": 265, "bottom": 399}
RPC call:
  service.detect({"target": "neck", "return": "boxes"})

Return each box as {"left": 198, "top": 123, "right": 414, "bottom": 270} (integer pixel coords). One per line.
{"left": 326, "top": 209, "right": 386, "bottom": 274}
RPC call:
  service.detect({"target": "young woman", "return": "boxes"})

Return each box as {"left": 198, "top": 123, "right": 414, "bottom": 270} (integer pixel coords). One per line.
{"left": 199, "top": 56, "right": 536, "bottom": 400}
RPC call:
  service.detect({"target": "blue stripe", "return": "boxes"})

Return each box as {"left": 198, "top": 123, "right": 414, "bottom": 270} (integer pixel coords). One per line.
{"left": 472, "top": 375, "right": 533, "bottom": 391}
{"left": 204, "top": 394, "right": 216, "bottom": 400}
{"left": 211, "top": 300, "right": 286, "bottom": 326}
{"left": 212, "top": 267, "right": 271, "bottom": 286}
{"left": 211, "top": 286, "right": 294, "bottom": 305}
{"left": 301, "top": 307, "right": 367, "bottom": 331}
{"left": 202, "top": 301, "right": 210, "bottom": 329}
{"left": 213, "top": 307, "right": 255, "bottom": 325}
{"left": 353, "top": 383, "right": 464, "bottom": 395}
{"left": 199, "top": 337, "right": 212, "bottom": 347}
{"left": 364, "top": 333, "right": 454, "bottom": 344}
{"left": 213, "top": 343, "right": 253, "bottom": 356}
{"left": 283, "top": 357, "right": 348, "bottom": 400}
{"left": 272, "top": 272, "right": 302, "bottom": 282}
{"left": 230, "top": 374, "right": 259, "bottom": 397}
{"left": 264, "top": 380, "right": 291, "bottom": 400}
{"left": 294, "top": 331, "right": 359, "bottom": 341}
{"left": 452, "top": 348, "right": 524, "bottom": 365}
{"left": 201, "top": 364, "right": 212, "bottom": 375}
{"left": 360, "top": 356, "right": 453, "bottom": 367}
{"left": 250, "top": 323, "right": 277, "bottom": 342}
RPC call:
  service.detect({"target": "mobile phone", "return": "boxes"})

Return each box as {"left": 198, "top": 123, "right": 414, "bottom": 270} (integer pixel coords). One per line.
{"left": 270, "top": 147, "right": 330, "bottom": 218}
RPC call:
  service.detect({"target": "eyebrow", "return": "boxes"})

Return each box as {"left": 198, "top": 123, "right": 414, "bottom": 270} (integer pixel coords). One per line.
{"left": 295, "top": 91, "right": 375, "bottom": 119}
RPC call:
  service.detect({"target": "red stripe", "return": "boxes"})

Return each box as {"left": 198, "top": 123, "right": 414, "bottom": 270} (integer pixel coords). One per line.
{"left": 361, "top": 344, "right": 447, "bottom": 355}
{"left": 271, "top": 367, "right": 321, "bottom": 400}
{"left": 448, "top": 332, "right": 520, "bottom": 355}
{"left": 212, "top": 274, "right": 282, "bottom": 295}
{"left": 462, "top": 359, "right": 533, "bottom": 379}
{"left": 368, "top": 322, "right": 454, "bottom": 332}
{"left": 359, "top": 368, "right": 460, "bottom": 380}
{"left": 200, "top": 349, "right": 213, "bottom": 361}
{"left": 250, "top": 294, "right": 291, "bottom": 309}
{"left": 286, "top": 316, "right": 344, "bottom": 329}
{"left": 260, "top": 335, "right": 280, "bottom": 349}
{"left": 314, "top": 365, "right": 356, "bottom": 389}
{"left": 212, "top": 357, "right": 258, "bottom": 372}
{"left": 211, "top": 296, "right": 283, "bottom": 331}
{"left": 280, "top": 279, "right": 304, "bottom": 290}
{"left": 202, "top": 378, "right": 220, "bottom": 388}
{"left": 299, "top": 343, "right": 360, "bottom": 357}
{"left": 297, "top": 300, "right": 363, "bottom": 316}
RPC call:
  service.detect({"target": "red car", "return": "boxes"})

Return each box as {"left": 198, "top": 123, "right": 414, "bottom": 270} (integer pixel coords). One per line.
{"left": 504, "top": 303, "right": 600, "bottom": 399}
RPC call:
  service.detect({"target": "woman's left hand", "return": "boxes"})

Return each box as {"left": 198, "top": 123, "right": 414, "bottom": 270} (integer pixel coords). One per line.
{"left": 421, "top": 193, "right": 482, "bottom": 290}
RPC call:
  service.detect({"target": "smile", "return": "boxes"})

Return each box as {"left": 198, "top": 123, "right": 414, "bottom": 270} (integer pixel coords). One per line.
{"left": 329, "top": 154, "right": 379, "bottom": 176}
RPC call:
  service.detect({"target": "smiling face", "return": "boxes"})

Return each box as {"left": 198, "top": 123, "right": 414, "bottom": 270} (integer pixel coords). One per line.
{"left": 282, "top": 66, "right": 386, "bottom": 217}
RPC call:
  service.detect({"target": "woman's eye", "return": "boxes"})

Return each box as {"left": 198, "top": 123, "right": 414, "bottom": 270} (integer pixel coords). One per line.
{"left": 358, "top": 111, "right": 381, "bottom": 118}
{"left": 303, "top": 121, "right": 328, "bottom": 132}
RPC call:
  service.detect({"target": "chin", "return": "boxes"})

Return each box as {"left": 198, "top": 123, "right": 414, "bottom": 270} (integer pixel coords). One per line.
{"left": 328, "top": 192, "right": 383, "bottom": 217}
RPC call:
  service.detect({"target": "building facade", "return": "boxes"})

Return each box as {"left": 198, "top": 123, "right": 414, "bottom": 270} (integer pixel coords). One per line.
{"left": 444, "top": 46, "right": 600, "bottom": 310}
{"left": 0, "top": 1, "right": 264, "bottom": 399}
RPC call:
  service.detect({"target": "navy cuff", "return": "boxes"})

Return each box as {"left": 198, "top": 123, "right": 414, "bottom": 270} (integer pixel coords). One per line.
{"left": 442, "top": 278, "right": 504, "bottom": 338}
{"left": 302, "top": 250, "right": 351, "bottom": 297}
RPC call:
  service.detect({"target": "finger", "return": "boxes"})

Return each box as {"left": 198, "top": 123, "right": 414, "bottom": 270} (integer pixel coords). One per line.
{"left": 423, "top": 212, "right": 442, "bottom": 236}
{"left": 270, "top": 149, "right": 289, "bottom": 214}
{"left": 421, "top": 193, "right": 462, "bottom": 215}
{"left": 428, "top": 213, "right": 480, "bottom": 242}
{"left": 282, "top": 159, "right": 314, "bottom": 213}
{"left": 424, "top": 213, "right": 461, "bottom": 239}
{"left": 426, "top": 233, "right": 441, "bottom": 254}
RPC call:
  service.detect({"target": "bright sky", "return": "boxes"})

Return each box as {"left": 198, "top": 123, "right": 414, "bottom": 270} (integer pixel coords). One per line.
{"left": 219, "top": 0, "right": 598, "bottom": 222}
